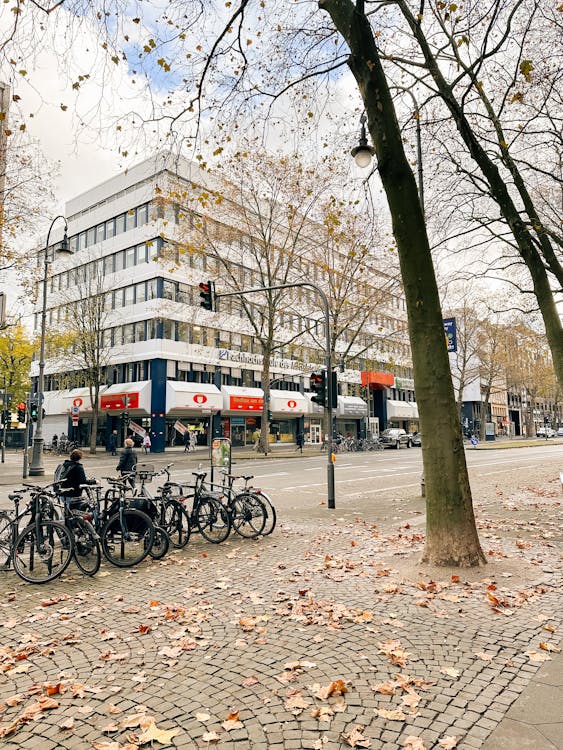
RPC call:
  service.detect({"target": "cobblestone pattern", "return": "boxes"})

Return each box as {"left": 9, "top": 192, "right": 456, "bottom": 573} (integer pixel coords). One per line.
{"left": 0, "top": 483, "right": 561, "bottom": 749}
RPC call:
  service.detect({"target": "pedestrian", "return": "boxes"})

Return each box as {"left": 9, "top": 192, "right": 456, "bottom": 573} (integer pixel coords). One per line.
{"left": 142, "top": 432, "right": 151, "bottom": 454}
{"left": 54, "top": 449, "right": 94, "bottom": 509}
{"left": 295, "top": 432, "right": 304, "bottom": 453}
{"left": 252, "top": 427, "right": 261, "bottom": 451}
{"left": 189, "top": 430, "right": 197, "bottom": 452}
{"left": 109, "top": 429, "right": 119, "bottom": 456}
{"left": 52, "top": 433, "right": 58, "bottom": 450}
{"left": 116, "top": 437, "right": 137, "bottom": 487}
{"left": 183, "top": 431, "right": 191, "bottom": 452}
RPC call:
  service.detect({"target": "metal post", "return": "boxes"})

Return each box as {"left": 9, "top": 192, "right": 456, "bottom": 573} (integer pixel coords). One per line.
{"left": 23, "top": 394, "right": 30, "bottom": 479}
{"left": 29, "top": 215, "right": 68, "bottom": 476}
{"left": 1, "top": 382, "right": 7, "bottom": 464}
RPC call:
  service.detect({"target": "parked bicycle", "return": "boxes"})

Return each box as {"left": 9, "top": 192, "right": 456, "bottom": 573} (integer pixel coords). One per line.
{"left": 217, "top": 471, "right": 277, "bottom": 538}
{"left": 3, "top": 483, "right": 74, "bottom": 584}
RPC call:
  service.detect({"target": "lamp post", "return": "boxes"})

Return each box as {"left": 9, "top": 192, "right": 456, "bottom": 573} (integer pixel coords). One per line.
{"left": 29, "top": 215, "right": 71, "bottom": 476}
{"left": 352, "top": 95, "right": 425, "bottom": 217}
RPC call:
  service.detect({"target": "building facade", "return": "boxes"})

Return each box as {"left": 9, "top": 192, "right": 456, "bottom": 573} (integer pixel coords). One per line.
{"left": 32, "top": 154, "right": 420, "bottom": 452}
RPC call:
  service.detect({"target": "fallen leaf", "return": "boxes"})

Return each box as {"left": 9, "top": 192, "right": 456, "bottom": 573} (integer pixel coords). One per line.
{"left": 60, "top": 717, "right": 74, "bottom": 730}
{"left": 440, "top": 667, "right": 460, "bottom": 679}
{"left": 137, "top": 720, "right": 180, "bottom": 745}
{"left": 539, "top": 642, "right": 561, "bottom": 653}
{"left": 377, "top": 707, "right": 406, "bottom": 720}
{"left": 403, "top": 737, "right": 426, "bottom": 749}
{"left": 438, "top": 736, "right": 459, "bottom": 749}
{"left": 341, "top": 724, "right": 371, "bottom": 747}
{"left": 242, "top": 675, "right": 260, "bottom": 687}
{"left": 195, "top": 712, "right": 210, "bottom": 722}
{"left": 201, "top": 730, "right": 221, "bottom": 743}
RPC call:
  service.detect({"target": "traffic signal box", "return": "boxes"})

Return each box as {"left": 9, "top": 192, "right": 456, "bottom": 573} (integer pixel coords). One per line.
{"left": 121, "top": 411, "right": 131, "bottom": 428}
{"left": 310, "top": 371, "right": 327, "bottom": 406}
{"left": 310, "top": 371, "right": 338, "bottom": 408}
{"left": 199, "top": 280, "right": 215, "bottom": 311}
{"left": 17, "top": 403, "right": 27, "bottom": 423}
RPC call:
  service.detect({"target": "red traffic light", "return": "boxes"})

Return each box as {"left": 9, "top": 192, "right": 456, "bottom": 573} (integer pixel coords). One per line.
{"left": 17, "top": 402, "right": 26, "bottom": 409}
{"left": 199, "top": 280, "right": 215, "bottom": 311}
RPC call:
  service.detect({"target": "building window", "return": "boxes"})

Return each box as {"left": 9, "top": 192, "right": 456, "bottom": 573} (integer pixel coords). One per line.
{"left": 125, "top": 247, "right": 136, "bottom": 268}
{"left": 126, "top": 209, "right": 136, "bottom": 232}
{"left": 162, "top": 319, "right": 175, "bottom": 340}
{"left": 87, "top": 226, "right": 96, "bottom": 247}
{"left": 124, "top": 286, "right": 135, "bottom": 307}
{"left": 115, "top": 213, "right": 127, "bottom": 235}
{"left": 136, "top": 281, "right": 146, "bottom": 303}
{"left": 137, "top": 243, "right": 149, "bottom": 264}
{"left": 115, "top": 250, "right": 126, "bottom": 272}
{"left": 104, "top": 255, "right": 114, "bottom": 275}
{"left": 137, "top": 204, "right": 149, "bottom": 226}
{"left": 106, "top": 217, "right": 116, "bottom": 239}
{"left": 162, "top": 280, "right": 176, "bottom": 301}
{"left": 178, "top": 321, "right": 191, "bottom": 343}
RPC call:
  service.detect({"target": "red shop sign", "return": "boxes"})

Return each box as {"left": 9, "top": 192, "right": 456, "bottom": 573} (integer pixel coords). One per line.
{"left": 101, "top": 392, "right": 140, "bottom": 410}
{"left": 73, "top": 397, "right": 83, "bottom": 408}
{"left": 229, "top": 395, "right": 264, "bottom": 411}
{"left": 287, "top": 399, "right": 297, "bottom": 409}
{"left": 193, "top": 394, "right": 208, "bottom": 405}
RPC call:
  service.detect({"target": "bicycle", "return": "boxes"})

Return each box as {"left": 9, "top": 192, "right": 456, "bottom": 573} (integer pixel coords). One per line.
{"left": 8, "top": 483, "right": 74, "bottom": 584}
{"left": 0, "top": 489, "right": 31, "bottom": 570}
{"left": 220, "top": 471, "right": 277, "bottom": 536}
{"left": 178, "top": 471, "right": 231, "bottom": 544}
{"left": 214, "top": 471, "right": 268, "bottom": 538}
{"left": 140, "top": 464, "right": 191, "bottom": 550}
{"left": 96, "top": 476, "right": 156, "bottom": 567}
{"left": 56, "top": 483, "right": 102, "bottom": 576}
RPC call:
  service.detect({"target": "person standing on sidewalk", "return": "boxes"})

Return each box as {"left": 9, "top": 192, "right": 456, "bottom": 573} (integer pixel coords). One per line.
{"left": 109, "top": 429, "right": 119, "bottom": 456}
{"left": 296, "top": 432, "right": 304, "bottom": 453}
{"left": 142, "top": 433, "right": 151, "bottom": 454}
{"left": 183, "top": 431, "right": 190, "bottom": 452}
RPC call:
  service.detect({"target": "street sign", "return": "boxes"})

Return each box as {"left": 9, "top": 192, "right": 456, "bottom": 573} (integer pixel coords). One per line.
{"left": 443, "top": 317, "right": 457, "bottom": 352}
{"left": 73, "top": 397, "right": 83, "bottom": 408}
{"left": 71, "top": 405, "right": 80, "bottom": 415}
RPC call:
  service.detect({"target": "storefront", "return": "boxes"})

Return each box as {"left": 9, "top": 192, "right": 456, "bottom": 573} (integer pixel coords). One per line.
{"left": 268, "top": 390, "right": 307, "bottom": 444}
{"left": 101, "top": 380, "right": 152, "bottom": 446}
{"left": 165, "top": 381, "right": 222, "bottom": 446}
{"left": 335, "top": 396, "right": 368, "bottom": 437}
{"left": 386, "top": 399, "right": 419, "bottom": 431}
{"left": 221, "top": 385, "right": 264, "bottom": 446}
{"left": 303, "top": 394, "right": 324, "bottom": 444}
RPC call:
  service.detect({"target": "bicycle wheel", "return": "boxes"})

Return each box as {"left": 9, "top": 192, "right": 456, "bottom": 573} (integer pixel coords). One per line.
{"left": 231, "top": 494, "right": 266, "bottom": 539}
{"left": 162, "top": 500, "right": 191, "bottom": 549}
{"left": 196, "top": 498, "right": 231, "bottom": 544}
{"left": 250, "top": 492, "right": 276, "bottom": 536}
{"left": 147, "top": 525, "right": 170, "bottom": 560}
{"left": 101, "top": 509, "right": 154, "bottom": 567}
{"left": 68, "top": 516, "right": 101, "bottom": 576}
{"left": 12, "top": 520, "right": 73, "bottom": 584}
{"left": 0, "top": 511, "right": 13, "bottom": 568}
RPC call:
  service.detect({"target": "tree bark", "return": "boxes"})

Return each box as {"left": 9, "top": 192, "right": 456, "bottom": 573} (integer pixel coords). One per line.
{"left": 321, "top": 0, "right": 485, "bottom": 566}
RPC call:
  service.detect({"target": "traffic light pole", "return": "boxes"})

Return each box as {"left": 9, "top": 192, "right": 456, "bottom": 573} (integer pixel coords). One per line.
{"left": 215, "top": 281, "right": 336, "bottom": 509}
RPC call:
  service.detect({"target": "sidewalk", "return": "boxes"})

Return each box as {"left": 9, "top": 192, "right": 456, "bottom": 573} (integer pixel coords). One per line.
{"left": 0, "top": 449, "right": 561, "bottom": 749}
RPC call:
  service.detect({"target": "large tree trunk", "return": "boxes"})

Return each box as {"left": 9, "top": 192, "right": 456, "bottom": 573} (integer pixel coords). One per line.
{"left": 322, "top": 0, "right": 485, "bottom": 566}
{"left": 260, "top": 349, "right": 271, "bottom": 455}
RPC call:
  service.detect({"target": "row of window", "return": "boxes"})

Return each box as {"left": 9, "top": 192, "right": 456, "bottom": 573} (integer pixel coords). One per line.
{"left": 50, "top": 240, "right": 157, "bottom": 294}
{"left": 68, "top": 203, "right": 151, "bottom": 253}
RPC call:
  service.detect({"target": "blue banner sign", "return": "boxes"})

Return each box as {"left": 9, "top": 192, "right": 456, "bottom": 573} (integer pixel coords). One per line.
{"left": 443, "top": 317, "right": 457, "bottom": 352}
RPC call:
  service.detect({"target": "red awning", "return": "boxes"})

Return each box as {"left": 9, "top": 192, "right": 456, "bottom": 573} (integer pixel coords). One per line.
{"left": 361, "top": 371, "right": 395, "bottom": 390}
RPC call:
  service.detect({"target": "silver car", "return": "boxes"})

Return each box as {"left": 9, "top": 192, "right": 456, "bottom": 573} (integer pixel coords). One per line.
{"left": 380, "top": 428, "right": 412, "bottom": 449}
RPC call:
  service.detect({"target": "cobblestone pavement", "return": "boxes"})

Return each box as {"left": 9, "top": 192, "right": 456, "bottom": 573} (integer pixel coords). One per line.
{"left": 0, "top": 456, "right": 562, "bottom": 749}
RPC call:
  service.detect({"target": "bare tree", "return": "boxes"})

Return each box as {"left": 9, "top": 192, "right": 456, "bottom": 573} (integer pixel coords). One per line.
{"left": 57, "top": 256, "right": 112, "bottom": 453}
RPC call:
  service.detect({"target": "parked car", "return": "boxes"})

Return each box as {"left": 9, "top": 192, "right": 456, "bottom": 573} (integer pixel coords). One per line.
{"left": 557, "top": 427, "right": 563, "bottom": 437}
{"left": 536, "top": 427, "right": 556, "bottom": 438}
{"left": 410, "top": 432, "right": 422, "bottom": 447}
{"left": 379, "top": 428, "right": 412, "bottom": 449}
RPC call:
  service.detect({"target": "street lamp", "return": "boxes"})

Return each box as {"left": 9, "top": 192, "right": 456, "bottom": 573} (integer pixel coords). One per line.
{"left": 350, "top": 113, "right": 376, "bottom": 169}
{"left": 29, "top": 215, "right": 72, "bottom": 476}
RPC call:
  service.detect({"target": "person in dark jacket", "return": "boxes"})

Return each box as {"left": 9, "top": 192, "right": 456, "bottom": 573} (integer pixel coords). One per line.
{"left": 117, "top": 438, "right": 137, "bottom": 486}
{"left": 108, "top": 429, "right": 119, "bottom": 456}
{"left": 57, "top": 449, "right": 93, "bottom": 507}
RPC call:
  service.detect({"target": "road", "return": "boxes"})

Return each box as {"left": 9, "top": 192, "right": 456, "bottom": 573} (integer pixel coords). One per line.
{"left": 2, "top": 443, "right": 562, "bottom": 517}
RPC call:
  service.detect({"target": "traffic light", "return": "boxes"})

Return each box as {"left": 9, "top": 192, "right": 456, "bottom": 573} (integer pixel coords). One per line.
{"left": 310, "top": 371, "right": 327, "bottom": 406}
{"left": 330, "top": 370, "right": 338, "bottom": 409}
{"left": 199, "top": 280, "right": 215, "bottom": 311}
{"left": 17, "top": 403, "right": 26, "bottom": 423}
{"left": 121, "top": 411, "right": 130, "bottom": 428}
{"left": 267, "top": 409, "right": 273, "bottom": 422}
{"left": 30, "top": 402, "right": 38, "bottom": 422}
{"left": 2, "top": 409, "right": 10, "bottom": 426}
